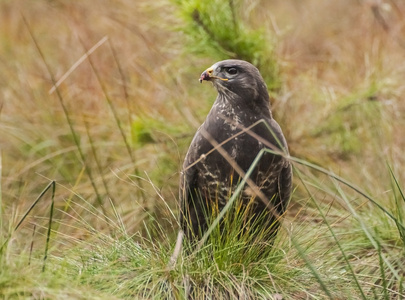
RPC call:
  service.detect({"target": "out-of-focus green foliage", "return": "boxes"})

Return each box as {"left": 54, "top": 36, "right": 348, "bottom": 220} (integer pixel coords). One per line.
{"left": 173, "top": 0, "right": 281, "bottom": 92}
{"left": 131, "top": 117, "right": 155, "bottom": 146}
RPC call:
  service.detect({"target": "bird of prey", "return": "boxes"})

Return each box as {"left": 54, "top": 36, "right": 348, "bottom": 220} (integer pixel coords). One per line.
{"left": 179, "top": 59, "right": 292, "bottom": 243}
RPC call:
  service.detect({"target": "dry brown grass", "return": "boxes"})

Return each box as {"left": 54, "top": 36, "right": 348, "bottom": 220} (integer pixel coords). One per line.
{"left": 1, "top": 0, "right": 405, "bottom": 298}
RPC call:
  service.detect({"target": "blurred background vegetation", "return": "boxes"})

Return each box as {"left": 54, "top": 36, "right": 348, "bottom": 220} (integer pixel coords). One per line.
{"left": 1, "top": 0, "right": 405, "bottom": 298}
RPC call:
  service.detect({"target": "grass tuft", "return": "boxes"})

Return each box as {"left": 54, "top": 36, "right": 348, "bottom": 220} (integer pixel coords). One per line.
{"left": 1, "top": 0, "right": 405, "bottom": 298}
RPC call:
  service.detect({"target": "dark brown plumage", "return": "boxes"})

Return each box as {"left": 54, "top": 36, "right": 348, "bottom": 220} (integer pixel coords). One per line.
{"left": 180, "top": 59, "right": 292, "bottom": 242}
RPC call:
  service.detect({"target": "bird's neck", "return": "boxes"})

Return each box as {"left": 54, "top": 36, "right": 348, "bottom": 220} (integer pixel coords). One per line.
{"left": 215, "top": 93, "right": 272, "bottom": 120}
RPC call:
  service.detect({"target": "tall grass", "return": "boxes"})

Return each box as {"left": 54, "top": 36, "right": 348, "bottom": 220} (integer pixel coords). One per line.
{"left": 1, "top": 0, "right": 405, "bottom": 299}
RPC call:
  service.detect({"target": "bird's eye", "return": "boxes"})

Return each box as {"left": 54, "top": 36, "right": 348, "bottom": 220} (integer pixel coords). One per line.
{"left": 225, "top": 67, "right": 238, "bottom": 75}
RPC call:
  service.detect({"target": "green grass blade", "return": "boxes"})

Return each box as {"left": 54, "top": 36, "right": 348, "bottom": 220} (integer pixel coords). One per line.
{"left": 388, "top": 165, "right": 405, "bottom": 245}
{"left": 42, "top": 181, "right": 55, "bottom": 272}
{"left": 294, "top": 166, "right": 367, "bottom": 299}
{"left": 14, "top": 181, "right": 54, "bottom": 232}
{"left": 332, "top": 178, "right": 402, "bottom": 282}
{"left": 0, "top": 180, "right": 54, "bottom": 253}
{"left": 267, "top": 151, "right": 405, "bottom": 232}
{"left": 377, "top": 242, "right": 389, "bottom": 300}
{"left": 83, "top": 119, "right": 115, "bottom": 207}
{"left": 388, "top": 165, "right": 405, "bottom": 204}
{"left": 290, "top": 236, "right": 333, "bottom": 299}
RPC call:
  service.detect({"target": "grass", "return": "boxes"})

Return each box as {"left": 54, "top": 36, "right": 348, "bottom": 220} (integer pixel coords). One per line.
{"left": 1, "top": 0, "right": 405, "bottom": 298}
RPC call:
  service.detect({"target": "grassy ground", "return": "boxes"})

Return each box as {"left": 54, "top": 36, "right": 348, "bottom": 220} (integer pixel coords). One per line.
{"left": 1, "top": 0, "right": 405, "bottom": 298}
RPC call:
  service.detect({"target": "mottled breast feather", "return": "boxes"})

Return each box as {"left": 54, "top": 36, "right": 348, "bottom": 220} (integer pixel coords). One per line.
{"left": 180, "top": 59, "right": 292, "bottom": 243}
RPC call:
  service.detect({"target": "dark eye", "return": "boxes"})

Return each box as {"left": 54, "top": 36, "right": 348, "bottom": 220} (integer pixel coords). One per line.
{"left": 225, "top": 67, "right": 238, "bottom": 75}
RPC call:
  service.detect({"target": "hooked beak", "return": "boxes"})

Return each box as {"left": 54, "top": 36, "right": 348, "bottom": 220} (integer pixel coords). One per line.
{"left": 199, "top": 67, "right": 214, "bottom": 83}
{"left": 199, "top": 67, "right": 228, "bottom": 83}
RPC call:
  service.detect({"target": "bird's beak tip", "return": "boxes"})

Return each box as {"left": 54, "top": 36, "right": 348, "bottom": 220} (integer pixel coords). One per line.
{"left": 199, "top": 70, "right": 211, "bottom": 83}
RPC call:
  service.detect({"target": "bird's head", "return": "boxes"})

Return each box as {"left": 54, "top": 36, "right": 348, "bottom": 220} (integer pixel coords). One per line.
{"left": 199, "top": 59, "right": 270, "bottom": 104}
